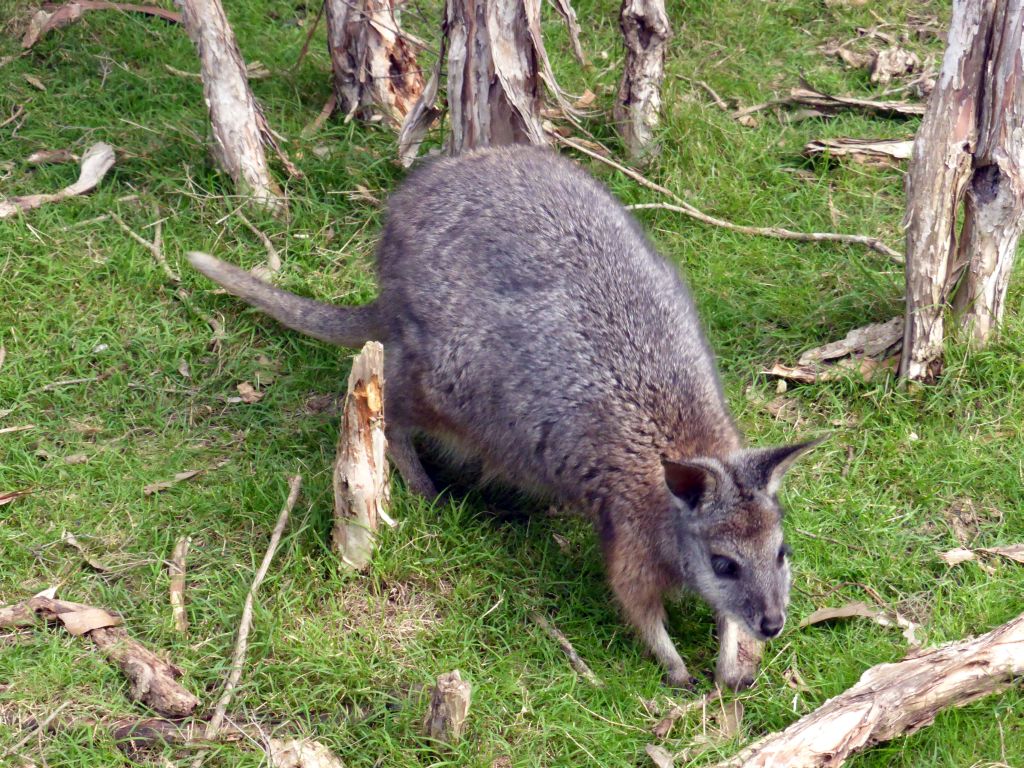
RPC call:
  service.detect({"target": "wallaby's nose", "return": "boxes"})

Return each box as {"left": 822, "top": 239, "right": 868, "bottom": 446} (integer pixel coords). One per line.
{"left": 760, "top": 615, "right": 784, "bottom": 638}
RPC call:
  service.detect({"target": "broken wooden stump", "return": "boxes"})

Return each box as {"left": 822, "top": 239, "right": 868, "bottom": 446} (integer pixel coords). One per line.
{"left": 332, "top": 341, "right": 392, "bottom": 570}
{"left": 710, "top": 610, "right": 1024, "bottom": 768}
{"left": 324, "top": 0, "right": 425, "bottom": 126}
{"left": 175, "top": 0, "right": 285, "bottom": 213}
{"left": 423, "top": 670, "right": 471, "bottom": 743}
{"left": 0, "top": 593, "right": 200, "bottom": 718}
{"left": 615, "top": 0, "right": 671, "bottom": 158}
{"left": 902, "top": 0, "right": 1024, "bottom": 380}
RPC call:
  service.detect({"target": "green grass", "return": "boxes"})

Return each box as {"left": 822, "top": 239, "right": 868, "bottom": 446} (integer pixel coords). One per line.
{"left": 1, "top": 0, "right": 1022, "bottom": 766}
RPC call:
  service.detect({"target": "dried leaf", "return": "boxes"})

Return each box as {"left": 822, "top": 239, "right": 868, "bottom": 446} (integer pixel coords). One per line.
{"left": 236, "top": 382, "right": 264, "bottom": 403}
{"left": 24, "top": 74, "right": 46, "bottom": 91}
{"left": 978, "top": 544, "right": 1024, "bottom": 564}
{"left": 0, "top": 490, "right": 31, "bottom": 506}
{"left": 58, "top": 605, "right": 123, "bottom": 635}
{"left": 800, "top": 601, "right": 882, "bottom": 627}
{"left": 27, "top": 148, "right": 78, "bottom": 166}
{"left": 804, "top": 138, "right": 914, "bottom": 166}
{"left": 61, "top": 530, "right": 112, "bottom": 572}
{"left": 143, "top": 469, "right": 203, "bottom": 496}
{"left": 645, "top": 744, "right": 675, "bottom": 768}
{"left": 268, "top": 738, "right": 346, "bottom": 768}
{"left": 0, "top": 345, "right": 5, "bottom": 371}
{"left": 177, "top": 359, "right": 191, "bottom": 379}
{"left": 870, "top": 46, "right": 921, "bottom": 85}
{"left": 573, "top": 89, "right": 597, "bottom": 109}
{"left": 64, "top": 453, "right": 89, "bottom": 465}
{"left": 940, "top": 547, "right": 976, "bottom": 566}
{"left": 0, "top": 142, "right": 116, "bottom": 220}
{"left": 783, "top": 666, "right": 810, "bottom": 692}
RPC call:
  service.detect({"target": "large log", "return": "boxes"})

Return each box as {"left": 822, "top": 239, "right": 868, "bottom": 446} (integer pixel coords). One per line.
{"left": 332, "top": 341, "right": 392, "bottom": 570}
{"left": 951, "top": 1, "right": 1024, "bottom": 344}
{"left": 710, "top": 611, "right": 1024, "bottom": 768}
{"left": 175, "top": 0, "right": 284, "bottom": 213}
{"left": 324, "top": 0, "right": 425, "bottom": 126}
{"left": 615, "top": 0, "right": 671, "bottom": 158}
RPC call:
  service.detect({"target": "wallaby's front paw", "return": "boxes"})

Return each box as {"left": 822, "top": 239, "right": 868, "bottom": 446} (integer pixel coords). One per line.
{"left": 663, "top": 666, "right": 699, "bottom": 691}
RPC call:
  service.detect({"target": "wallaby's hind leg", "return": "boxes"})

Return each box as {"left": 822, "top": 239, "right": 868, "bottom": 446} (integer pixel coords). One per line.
{"left": 715, "top": 614, "right": 763, "bottom": 691}
{"left": 387, "top": 424, "right": 438, "bottom": 498}
{"left": 605, "top": 528, "right": 695, "bottom": 688}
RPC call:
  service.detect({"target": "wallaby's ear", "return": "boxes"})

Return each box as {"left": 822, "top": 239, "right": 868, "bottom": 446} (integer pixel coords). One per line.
{"left": 741, "top": 436, "right": 826, "bottom": 495}
{"left": 662, "top": 459, "right": 721, "bottom": 510}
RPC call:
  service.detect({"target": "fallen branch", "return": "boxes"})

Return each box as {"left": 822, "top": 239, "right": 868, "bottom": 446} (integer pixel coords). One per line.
{"left": 0, "top": 142, "right": 115, "bottom": 220}
{"left": 198, "top": 474, "right": 302, "bottom": 757}
{"left": 0, "top": 593, "right": 200, "bottom": 718}
{"left": 168, "top": 536, "right": 191, "bottom": 633}
{"left": 712, "top": 611, "right": 1024, "bottom": 768}
{"left": 22, "top": 1, "right": 181, "bottom": 49}
{"left": 530, "top": 611, "right": 604, "bottom": 687}
{"left": 734, "top": 83, "right": 925, "bottom": 122}
{"left": 804, "top": 137, "right": 914, "bottom": 165}
{"left": 555, "top": 135, "right": 903, "bottom": 262}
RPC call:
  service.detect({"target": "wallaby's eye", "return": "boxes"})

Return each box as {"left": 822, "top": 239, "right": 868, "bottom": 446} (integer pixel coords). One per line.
{"left": 711, "top": 555, "right": 740, "bottom": 580}
{"left": 777, "top": 544, "right": 791, "bottom": 565}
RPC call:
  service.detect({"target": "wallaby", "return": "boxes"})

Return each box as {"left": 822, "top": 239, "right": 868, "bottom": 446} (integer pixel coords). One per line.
{"left": 187, "top": 146, "right": 821, "bottom": 690}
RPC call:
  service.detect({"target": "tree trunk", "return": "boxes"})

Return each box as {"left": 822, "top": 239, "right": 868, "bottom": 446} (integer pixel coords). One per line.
{"left": 324, "top": 0, "right": 425, "bottom": 126}
{"left": 902, "top": 0, "right": 1023, "bottom": 380}
{"left": 951, "top": 1, "right": 1024, "bottom": 344}
{"left": 711, "top": 611, "right": 1024, "bottom": 768}
{"left": 445, "top": 0, "right": 547, "bottom": 154}
{"left": 332, "top": 341, "right": 392, "bottom": 571}
{"left": 615, "top": 0, "right": 671, "bottom": 159}
{"left": 176, "top": 0, "right": 284, "bottom": 213}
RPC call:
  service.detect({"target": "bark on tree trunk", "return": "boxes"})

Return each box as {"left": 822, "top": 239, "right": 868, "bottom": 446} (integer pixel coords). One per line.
{"left": 615, "top": 0, "right": 671, "bottom": 159}
{"left": 445, "top": 0, "right": 547, "bottom": 154}
{"left": 332, "top": 341, "right": 392, "bottom": 571}
{"left": 324, "top": 0, "right": 425, "bottom": 126}
{"left": 711, "top": 611, "right": 1024, "bottom": 768}
{"left": 902, "top": 0, "right": 1024, "bottom": 380}
{"left": 176, "top": 0, "right": 285, "bottom": 213}
{"left": 951, "top": 1, "right": 1024, "bottom": 343}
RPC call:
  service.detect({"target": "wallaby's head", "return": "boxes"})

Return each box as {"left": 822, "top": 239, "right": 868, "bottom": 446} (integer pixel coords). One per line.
{"left": 663, "top": 439, "right": 823, "bottom": 641}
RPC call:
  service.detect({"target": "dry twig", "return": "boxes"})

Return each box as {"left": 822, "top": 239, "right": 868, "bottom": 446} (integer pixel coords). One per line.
{"left": 237, "top": 212, "right": 280, "bottom": 272}
{"left": 556, "top": 135, "right": 902, "bottom": 262}
{"left": 194, "top": 475, "right": 302, "bottom": 765}
{"left": 530, "top": 611, "right": 604, "bottom": 687}
{"left": 112, "top": 212, "right": 180, "bottom": 282}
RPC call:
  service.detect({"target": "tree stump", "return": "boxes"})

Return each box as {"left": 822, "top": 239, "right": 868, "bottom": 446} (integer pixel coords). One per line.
{"left": 332, "top": 341, "right": 392, "bottom": 571}
{"left": 445, "top": 0, "right": 547, "bottom": 153}
{"left": 324, "top": 0, "right": 425, "bottom": 126}
{"left": 615, "top": 0, "right": 671, "bottom": 158}
{"left": 175, "top": 0, "right": 284, "bottom": 213}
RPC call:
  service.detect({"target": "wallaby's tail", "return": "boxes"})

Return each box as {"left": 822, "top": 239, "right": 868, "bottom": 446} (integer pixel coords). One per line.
{"left": 186, "top": 252, "right": 383, "bottom": 347}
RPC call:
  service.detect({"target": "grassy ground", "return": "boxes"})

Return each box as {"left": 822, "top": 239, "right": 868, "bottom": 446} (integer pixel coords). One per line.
{"left": 1, "top": 0, "right": 1022, "bottom": 765}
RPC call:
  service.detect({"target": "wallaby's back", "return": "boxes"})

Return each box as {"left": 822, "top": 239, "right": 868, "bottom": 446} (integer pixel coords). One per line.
{"left": 374, "top": 147, "right": 741, "bottom": 501}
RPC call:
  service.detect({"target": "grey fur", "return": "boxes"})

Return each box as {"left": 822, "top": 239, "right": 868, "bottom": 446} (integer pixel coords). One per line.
{"left": 187, "top": 146, "right": 821, "bottom": 689}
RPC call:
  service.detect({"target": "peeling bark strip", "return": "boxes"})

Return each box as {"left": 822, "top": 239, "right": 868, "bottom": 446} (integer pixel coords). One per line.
{"left": 902, "top": 0, "right": 1024, "bottom": 380}
{"left": 711, "top": 611, "right": 1024, "bottom": 768}
{"left": 332, "top": 341, "right": 392, "bottom": 570}
{"left": 446, "top": 0, "right": 547, "bottom": 154}
{"left": 175, "top": 0, "right": 284, "bottom": 212}
{"left": 615, "top": 0, "right": 671, "bottom": 158}
{"left": 951, "top": 1, "right": 1024, "bottom": 343}
{"left": 324, "top": 0, "right": 425, "bottom": 126}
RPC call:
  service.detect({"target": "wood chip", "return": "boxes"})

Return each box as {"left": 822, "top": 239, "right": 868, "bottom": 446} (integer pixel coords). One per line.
{"left": 169, "top": 536, "right": 191, "bottom": 633}
{"left": 268, "top": 738, "right": 346, "bottom": 768}
{"left": 423, "top": 670, "right": 471, "bottom": 743}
